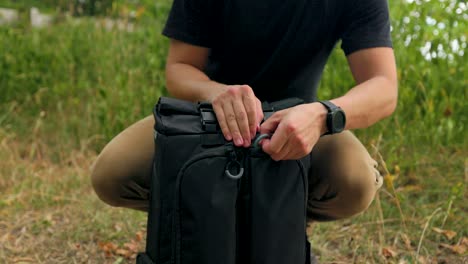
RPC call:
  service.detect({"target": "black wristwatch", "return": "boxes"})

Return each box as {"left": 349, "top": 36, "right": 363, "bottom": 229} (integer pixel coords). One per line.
{"left": 318, "top": 100, "right": 346, "bottom": 135}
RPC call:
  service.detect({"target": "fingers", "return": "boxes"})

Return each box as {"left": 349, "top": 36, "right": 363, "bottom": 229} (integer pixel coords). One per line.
{"left": 212, "top": 102, "right": 231, "bottom": 141}
{"left": 211, "top": 85, "right": 261, "bottom": 147}
{"left": 260, "top": 108, "right": 315, "bottom": 161}
{"left": 242, "top": 93, "right": 258, "bottom": 138}
{"left": 223, "top": 101, "right": 244, "bottom": 146}
{"left": 259, "top": 109, "right": 284, "bottom": 135}
{"left": 262, "top": 121, "right": 290, "bottom": 160}
{"left": 232, "top": 99, "right": 251, "bottom": 147}
{"left": 259, "top": 112, "right": 282, "bottom": 158}
{"left": 262, "top": 130, "right": 309, "bottom": 161}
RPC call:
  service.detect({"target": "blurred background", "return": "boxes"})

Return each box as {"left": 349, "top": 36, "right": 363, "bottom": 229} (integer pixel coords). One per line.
{"left": 0, "top": 0, "right": 466, "bottom": 263}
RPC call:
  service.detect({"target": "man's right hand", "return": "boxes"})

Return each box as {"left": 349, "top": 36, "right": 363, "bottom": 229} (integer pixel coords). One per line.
{"left": 210, "top": 85, "right": 264, "bottom": 147}
{"left": 164, "top": 39, "right": 263, "bottom": 147}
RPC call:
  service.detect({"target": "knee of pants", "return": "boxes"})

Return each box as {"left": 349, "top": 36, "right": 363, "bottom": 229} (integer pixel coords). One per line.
{"left": 90, "top": 158, "right": 125, "bottom": 208}
{"left": 335, "top": 164, "right": 381, "bottom": 218}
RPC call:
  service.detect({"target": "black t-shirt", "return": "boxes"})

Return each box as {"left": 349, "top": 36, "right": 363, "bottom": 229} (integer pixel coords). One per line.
{"left": 163, "top": 0, "right": 392, "bottom": 103}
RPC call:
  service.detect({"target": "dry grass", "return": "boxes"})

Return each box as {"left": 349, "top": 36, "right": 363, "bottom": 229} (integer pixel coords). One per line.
{"left": 1, "top": 127, "right": 466, "bottom": 263}
{"left": 0, "top": 129, "right": 147, "bottom": 263}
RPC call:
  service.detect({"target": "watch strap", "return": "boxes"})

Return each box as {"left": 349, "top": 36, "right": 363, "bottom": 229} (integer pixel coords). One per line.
{"left": 318, "top": 100, "right": 339, "bottom": 111}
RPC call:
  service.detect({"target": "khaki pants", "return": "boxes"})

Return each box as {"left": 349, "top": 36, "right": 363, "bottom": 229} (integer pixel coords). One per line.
{"left": 91, "top": 115, "right": 383, "bottom": 221}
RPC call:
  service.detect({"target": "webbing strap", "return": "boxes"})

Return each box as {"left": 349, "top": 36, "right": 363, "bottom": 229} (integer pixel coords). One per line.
{"left": 198, "top": 102, "right": 219, "bottom": 132}
{"left": 199, "top": 98, "right": 304, "bottom": 130}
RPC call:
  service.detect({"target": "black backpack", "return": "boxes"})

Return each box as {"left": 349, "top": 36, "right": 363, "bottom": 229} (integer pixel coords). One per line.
{"left": 137, "top": 97, "right": 312, "bottom": 264}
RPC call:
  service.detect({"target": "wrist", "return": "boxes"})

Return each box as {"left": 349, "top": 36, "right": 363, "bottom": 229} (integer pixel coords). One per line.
{"left": 204, "top": 83, "right": 229, "bottom": 102}
{"left": 307, "top": 103, "right": 328, "bottom": 135}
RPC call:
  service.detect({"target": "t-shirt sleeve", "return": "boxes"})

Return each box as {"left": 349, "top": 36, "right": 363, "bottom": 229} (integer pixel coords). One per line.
{"left": 340, "top": 0, "right": 393, "bottom": 55}
{"left": 162, "top": 0, "right": 219, "bottom": 48}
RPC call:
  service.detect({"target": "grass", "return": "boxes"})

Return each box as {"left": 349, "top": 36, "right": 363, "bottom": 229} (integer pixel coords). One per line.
{"left": 0, "top": 0, "right": 55, "bottom": 11}
{"left": 0, "top": 0, "right": 467, "bottom": 263}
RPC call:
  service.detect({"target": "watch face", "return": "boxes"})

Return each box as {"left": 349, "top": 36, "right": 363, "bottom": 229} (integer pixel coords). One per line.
{"left": 332, "top": 111, "right": 346, "bottom": 132}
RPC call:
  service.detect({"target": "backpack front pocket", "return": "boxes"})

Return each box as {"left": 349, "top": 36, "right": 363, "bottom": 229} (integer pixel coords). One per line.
{"left": 174, "top": 146, "right": 242, "bottom": 264}
{"left": 249, "top": 157, "right": 308, "bottom": 264}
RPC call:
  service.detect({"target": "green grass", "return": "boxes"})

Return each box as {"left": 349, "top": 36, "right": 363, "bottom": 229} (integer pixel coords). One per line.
{"left": 0, "top": 18, "right": 169, "bottom": 155}
{"left": 0, "top": 0, "right": 54, "bottom": 11}
{"left": 0, "top": 0, "right": 467, "bottom": 263}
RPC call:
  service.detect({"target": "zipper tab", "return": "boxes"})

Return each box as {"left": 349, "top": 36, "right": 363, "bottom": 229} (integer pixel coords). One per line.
{"left": 225, "top": 147, "right": 244, "bottom": 179}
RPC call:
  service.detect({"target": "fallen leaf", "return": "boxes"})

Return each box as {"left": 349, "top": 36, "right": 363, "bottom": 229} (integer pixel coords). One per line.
{"left": 98, "top": 241, "right": 118, "bottom": 258}
{"left": 105, "top": 250, "right": 113, "bottom": 258}
{"left": 433, "top": 227, "right": 457, "bottom": 240}
{"left": 440, "top": 243, "right": 466, "bottom": 255}
{"left": 382, "top": 246, "right": 398, "bottom": 258}
{"left": 461, "top": 237, "right": 468, "bottom": 246}
{"left": 124, "top": 241, "right": 139, "bottom": 253}
{"left": 98, "top": 241, "right": 117, "bottom": 251}
{"left": 135, "top": 231, "right": 144, "bottom": 242}
{"left": 116, "top": 248, "right": 132, "bottom": 258}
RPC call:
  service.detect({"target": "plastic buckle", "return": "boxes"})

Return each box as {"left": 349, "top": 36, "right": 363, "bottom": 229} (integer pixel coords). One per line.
{"left": 199, "top": 107, "right": 218, "bottom": 132}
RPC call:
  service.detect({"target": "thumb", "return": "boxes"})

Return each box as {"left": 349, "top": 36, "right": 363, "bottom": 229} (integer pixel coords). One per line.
{"left": 260, "top": 115, "right": 280, "bottom": 135}
{"left": 261, "top": 138, "right": 272, "bottom": 153}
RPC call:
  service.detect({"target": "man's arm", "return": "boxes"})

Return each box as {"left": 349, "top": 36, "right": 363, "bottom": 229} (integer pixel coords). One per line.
{"left": 165, "top": 39, "right": 264, "bottom": 147}
{"left": 163, "top": 0, "right": 263, "bottom": 146}
{"left": 165, "top": 39, "right": 221, "bottom": 102}
{"left": 260, "top": 47, "right": 398, "bottom": 161}
{"left": 331, "top": 47, "right": 398, "bottom": 129}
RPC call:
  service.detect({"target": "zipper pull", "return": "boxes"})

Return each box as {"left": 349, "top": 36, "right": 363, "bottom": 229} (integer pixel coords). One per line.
{"left": 225, "top": 148, "right": 244, "bottom": 179}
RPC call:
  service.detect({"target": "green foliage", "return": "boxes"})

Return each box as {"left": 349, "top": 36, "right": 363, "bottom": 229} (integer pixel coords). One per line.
{"left": 319, "top": 0, "right": 466, "bottom": 150}
{"left": 0, "top": 0, "right": 465, "bottom": 157}
{"left": 0, "top": 0, "right": 171, "bottom": 17}
{"left": 0, "top": 17, "right": 170, "bottom": 153}
{"left": 0, "top": 0, "right": 54, "bottom": 11}
{"left": 0, "top": 0, "right": 114, "bottom": 15}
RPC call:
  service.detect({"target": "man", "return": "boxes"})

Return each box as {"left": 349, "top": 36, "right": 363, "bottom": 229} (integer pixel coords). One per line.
{"left": 91, "top": 0, "right": 397, "bottom": 250}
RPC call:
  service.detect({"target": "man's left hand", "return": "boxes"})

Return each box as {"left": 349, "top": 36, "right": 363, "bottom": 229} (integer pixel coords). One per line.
{"left": 259, "top": 103, "right": 328, "bottom": 161}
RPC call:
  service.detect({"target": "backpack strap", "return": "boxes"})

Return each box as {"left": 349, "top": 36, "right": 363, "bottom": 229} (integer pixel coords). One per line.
{"left": 198, "top": 97, "right": 305, "bottom": 129}
{"left": 262, "top": 97, "right": 304, "bottom": 122}
{"left": 198, "top": 102, "right": 219, "bottom": 132}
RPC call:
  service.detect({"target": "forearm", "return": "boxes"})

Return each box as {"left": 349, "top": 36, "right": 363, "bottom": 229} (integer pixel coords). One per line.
{"left": 165, "top": 62, "right": 227, "bottom": 102}
{"left": 331, "top": 76, "right": 398, "bottom": 130}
